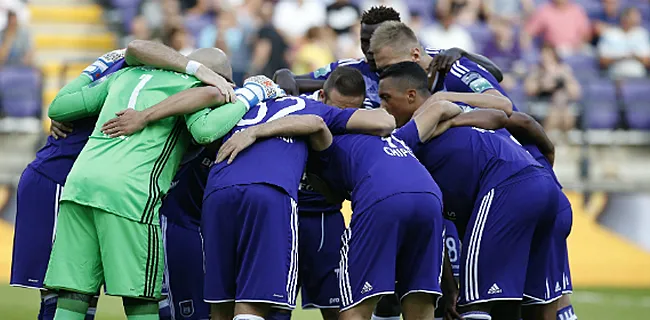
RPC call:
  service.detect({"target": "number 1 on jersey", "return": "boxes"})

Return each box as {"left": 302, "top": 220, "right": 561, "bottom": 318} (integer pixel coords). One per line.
{"left": 127, "top": 74, "right": 153, "bottom": 109}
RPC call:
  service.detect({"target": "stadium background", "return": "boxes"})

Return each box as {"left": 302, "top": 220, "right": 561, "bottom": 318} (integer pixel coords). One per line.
{"left": 0, "top": 0, "right": 649, "bottom": 318}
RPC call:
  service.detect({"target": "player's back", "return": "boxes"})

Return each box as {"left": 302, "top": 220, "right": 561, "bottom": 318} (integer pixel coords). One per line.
{"left": 416, "top": 126, "right": 542, "bottom": 218}
{"left": 160, "top": 147, "right": 213, "bottom": 228}
{"left": 208, "top": 96, "right": 315, "bottom": 201}
{"left": 62, "top": 66, "right": 202, "bottom": 224}
{"left": 318, "top": 133, "right": 441, "bottom": 215}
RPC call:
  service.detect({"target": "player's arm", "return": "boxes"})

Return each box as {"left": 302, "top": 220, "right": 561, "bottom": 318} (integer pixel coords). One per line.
{"left": 505, "top": 111, "right": 555, "bottom": 165}
{"left": 48, "top": 71, "right": 122, "bottom": 122}
{"left": 411, "top": 100, "right": 463, "bottom": 143}
{"left": 448, "top": 109, "right": 508, "bottom": 130}
{"left": 125, "top": 40, "right": 234, "bottom": 100}
{"left": 431, "top": 90, "right": 513, "bottom": 116}
{"left": 345, "top": 108, "right": 396, "bottom": 136}
{"left": 216, "top": 115, "right": 333, "bottom": 164}
{"left": 274, "top": 68, "right": 326, "bottom": 94}
{"left": 432, "top": 48, "right": 504, "bottom": 82}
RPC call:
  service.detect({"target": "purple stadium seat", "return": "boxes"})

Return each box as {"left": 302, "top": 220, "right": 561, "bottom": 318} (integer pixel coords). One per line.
{"left": 507, "top": 82, "right": 529, "bottom": 114}
{"left": 110, "top": 0, "right": 141, "bottom": 32}
{"left": 563, "top": 54, "right": 599, "bottom": 82}
{"left": 582, "top": 79, "right": 619, "bottom": 129}
{"left": 0, "top": 67, "right": 43, "bottom": 118}
{"left": 620, "top": 79, "right": 650, "bottom": 129}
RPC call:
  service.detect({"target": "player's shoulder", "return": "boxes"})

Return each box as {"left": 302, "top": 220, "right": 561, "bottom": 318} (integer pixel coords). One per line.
{"left": 425, "top": 47, "right": 443, "bottom": 57}
{"left": 336, "top": 57, "right": 368, "bottom": 70}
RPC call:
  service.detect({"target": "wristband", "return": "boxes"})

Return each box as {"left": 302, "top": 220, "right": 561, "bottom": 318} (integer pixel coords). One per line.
{"left": 235, "top": 86, "right": 261, "bottom": 111}
{"left": 185, "top": 60, "right": 202, "bottom": 76}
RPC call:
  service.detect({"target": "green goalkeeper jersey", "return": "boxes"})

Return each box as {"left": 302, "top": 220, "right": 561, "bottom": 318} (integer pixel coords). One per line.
{"left": 48, "top": 66, "right": 248, "bottom": 225}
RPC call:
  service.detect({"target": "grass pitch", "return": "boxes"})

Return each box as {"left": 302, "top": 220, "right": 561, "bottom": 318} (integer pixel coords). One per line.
{"left": 0, "top": 285, "right": 648, "bottom": 319}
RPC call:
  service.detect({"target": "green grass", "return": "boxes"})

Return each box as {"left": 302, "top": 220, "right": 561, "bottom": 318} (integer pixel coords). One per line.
{"left": 0, "top": 285, "right": 648, "bottom": 319}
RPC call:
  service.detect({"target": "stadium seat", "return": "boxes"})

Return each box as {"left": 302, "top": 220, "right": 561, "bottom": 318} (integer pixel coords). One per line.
{"left": 110, "top": 0, "right": 141, "bottom": 32}
{"left": 563, "top": 54, "right": 599, "bottom": 82}
{"left": 582, "top": 79, "right": 619, "bottom": 129}
{"left": 184, "top": 15, "right": 214, "bottom": 41}
{"left": 619, "top": 79, "right": 650, "bottom": 129}
{"left": 508, "top": 82, "right": 529, "bottom": 114}
{"left": 0, "top": 67, "right": 43, "bottom": 118}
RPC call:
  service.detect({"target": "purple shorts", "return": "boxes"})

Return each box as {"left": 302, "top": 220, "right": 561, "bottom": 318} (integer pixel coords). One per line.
{"left": 298, "top": 211, "right": 346, "bottom": 309}
{"left": 458, "top": 169, "right": 560, "bottom": 306}
{"left": 339, "top": 192, "right": 444, "bottom": 311}
{"left": 160, "top": 214, "right": 210, "bottom": 319}
{"left": 202, "top": 184, "right": 299, "bottom": 309}
{"left": 11, "top": 166, "right": 61, "bottom": 289}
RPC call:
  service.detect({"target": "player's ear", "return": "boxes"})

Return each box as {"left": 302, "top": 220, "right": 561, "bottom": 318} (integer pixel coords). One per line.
{"left": 411, "top": 47, "right": 421, "bottom": 62}
{"left": 407, "top": 89, "right": 417, "bottom": 104}
{"left": 318, "top": 89, "right": 326, "bottom": 103}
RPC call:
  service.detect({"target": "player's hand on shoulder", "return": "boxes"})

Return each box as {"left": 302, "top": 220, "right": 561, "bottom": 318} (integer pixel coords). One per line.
{"left": 216, "top": 128, "right": 258, "bottom": 165}
{"left": 194, "top": 65, "right": 236, "bottom": 103}
{"left": 82, "top": 48, "right": 126, "bottom": 81}
{"left": 50, "top": 120, "right": 73, "bottom": 139}
{"left": 101, "top": 108, "right": 147, "bottom": 138}
{"left": 430, "top": 48, "right": 463, "bottom": 76}
{"left": 273, "top": 69, "right": 300, "bottom": 96}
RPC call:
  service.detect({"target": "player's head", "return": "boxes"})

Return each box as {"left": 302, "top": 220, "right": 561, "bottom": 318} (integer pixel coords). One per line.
{"left": 370, "top": 21, "right": 425, "bottom": 72}
{"left": 319, "top": 66, "right": 366, "bottom": 109}
{"left": 378, "top": 61, "right": 430, "bottom": 127}
{"left": 187, "top": 48, "right": 234, "bottom": 83}
{"left": 360, "top": 6, "right": 401, "bottom": 71}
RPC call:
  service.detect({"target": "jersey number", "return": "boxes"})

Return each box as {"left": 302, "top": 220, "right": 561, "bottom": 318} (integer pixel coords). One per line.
{"left": 237, "top": 96, "right": 306, "bottom": 126}
{"left": 446, "top": 236, "right": 458, "bottom": 263}
{"left": 127, "top": 74, "right": 153, "bottom": 109}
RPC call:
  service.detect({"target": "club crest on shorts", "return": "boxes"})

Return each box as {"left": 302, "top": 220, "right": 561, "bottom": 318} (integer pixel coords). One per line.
{"left": 178, "top": 300, "right": 194, "bottom": 317}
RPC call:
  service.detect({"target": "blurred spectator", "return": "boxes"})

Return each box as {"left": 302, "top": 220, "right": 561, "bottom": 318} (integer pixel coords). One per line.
{"left": 523, "top": 0, "right": 591, "bottom": 56}
{"left": 361, "top": 0, "right": 411, "bottom": 24}
{"left": 338, "top": 23, "right": 364, "bottom": 59}
{"left": 435, "top": 0, "right": 481, "bottom": 26}
{"left": 273, "top": 0, "right": 326, "bottom": 43}
{"left": 482, "top": 0, "right": 534, "bottom": 25}
{"left": 419, "top": 6, "right": 475, "bottom": 52}
{"left": 597, "top": 7, "right": 650, "bottom": 79}
{"left": 292, "top": 27, "right": 335, "bottom": 75}
{"left": 524, "top": 45, "right": 581, "bottom": 135}
{"left": 0, "top": 10, "right": 33, "bottom": 66}
{"left": 591, "top": 0, "right": 621, "bottom": 39}
{"left": 326, "top": 0, "right": 360, "bottom": 36}
{"left": 163, "top": 26, "right": 195, "bottom": 56}
{"left": 250, "top": 1, "right": 290, "bottom": 78}
{"left": 198, "top": 7, "right": 254, "bottom": 84}
{"left": 0, "top": 0, "right": 29, "bottom": 31}
{"left": 483, "top": 19, "right": 525, "bottom": 89}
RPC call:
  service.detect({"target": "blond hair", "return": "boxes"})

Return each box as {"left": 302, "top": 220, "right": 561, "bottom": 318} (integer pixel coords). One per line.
{"left": 369, "top": 21, "right": 421, "bottom": 57}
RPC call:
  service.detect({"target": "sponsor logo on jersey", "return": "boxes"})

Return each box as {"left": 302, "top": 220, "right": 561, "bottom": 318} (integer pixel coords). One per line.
{"left": 469, "top": 77, "right": 494, "bottom": 93}
{"left": 313, "top": 64, "right": 332, "bottom": 78}
{"left": 460, "top": 72, "right": 480, "bottom": 86}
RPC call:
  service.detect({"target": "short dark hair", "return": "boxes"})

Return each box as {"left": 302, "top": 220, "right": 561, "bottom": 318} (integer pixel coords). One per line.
{"left": 379, "top": 61, "right": 429, "bottom": 94}
{"left": 323, "top": 66, "right": 366, "bottom": 98}
{"left": 360, "top": 6, "right": 401, "bottom": 25}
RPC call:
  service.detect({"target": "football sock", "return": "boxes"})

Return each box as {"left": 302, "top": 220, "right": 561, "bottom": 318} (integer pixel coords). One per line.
{"left": 557, "top": 305, "right": 578, "bottom": 320}
{"left": 85, "top": 295, "right": 98, "bottom": 320}
{"left": 54, "top": 292, "right": 91, "bottom": 320}
{"left": 266, "top": 310, "right": 292, "bottom": 320}
{"left": 158, "top": 298, "right": 172, "bottom": 320}
{"left": 371, "top": 315, "right": 401, "bottom": 320}
{"left": 123, "top": 298, "right": 160, "bottom": 320}
{"left": 233, "top": 314, "right": 265, "bottom": 320}
{"left": 460, "top": 311, "right": 491, "bottom": 320}
{"left": 39, "top": 292, "right": 58, "bottom": 320}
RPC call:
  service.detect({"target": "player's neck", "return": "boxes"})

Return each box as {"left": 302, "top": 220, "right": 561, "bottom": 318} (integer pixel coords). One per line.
{"left": 419, "top": 54, "right": 433, "bottom": 70}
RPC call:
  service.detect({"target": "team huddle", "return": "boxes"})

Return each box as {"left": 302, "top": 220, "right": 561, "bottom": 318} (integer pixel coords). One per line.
{"left": 10, "top": 6, "right": 578, "bottom": 320}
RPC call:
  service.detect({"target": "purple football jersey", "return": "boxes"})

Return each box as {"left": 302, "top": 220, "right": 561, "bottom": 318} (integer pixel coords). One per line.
{"left": 207, "top": 96, "right": 356, "bottom": 201}
{"left": 29, "top": 59, "right": 128, "bottom": 185}
{"left": 442, "top": 58, "right": 561, "bottom": 187}
{"left": 397, "top": 120, "right": 542, "bottom": 221}
{"left": 160, "top": 147, "right": 213, "bottom": 227}
{"left": 297, "top": 92, "right": 342, "bottom": 213}
{"left": 316, "top": 130, "right": 442, "bottom": 215}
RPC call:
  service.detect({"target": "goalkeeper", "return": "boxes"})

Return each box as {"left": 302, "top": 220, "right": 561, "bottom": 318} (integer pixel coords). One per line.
{"left": 43, "top": 47, "right": 283, "bottom": 320}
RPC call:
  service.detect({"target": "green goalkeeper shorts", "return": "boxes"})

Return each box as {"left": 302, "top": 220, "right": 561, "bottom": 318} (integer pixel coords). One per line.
{"left": 44, "top": 201, "right": 163, "bottom": 300}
